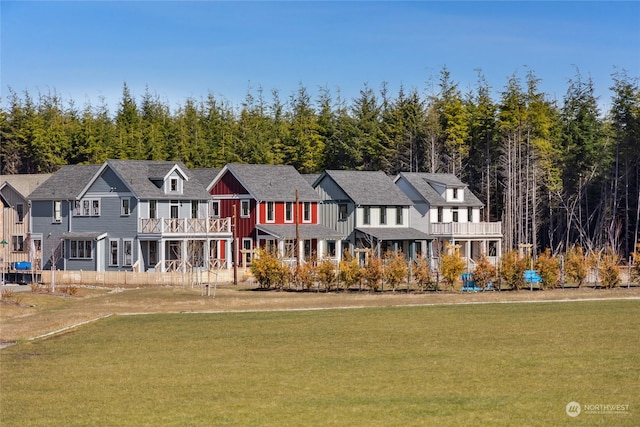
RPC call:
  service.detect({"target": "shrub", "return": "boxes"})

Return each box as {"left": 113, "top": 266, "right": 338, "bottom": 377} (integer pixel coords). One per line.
{"left": 384, "top": 250, "right": 408, "bottom": 292}
{"left": 316, "top": 259, "right": 337, "bottom": 292}
{"left": 362, "top": 252, "right": 383, "bottom": 291}
{"left": 59, "top": 285, "right": 79, "bottom": 296}
{"left": 250, "top": 249, "right": 286, "bottom": 289}
{"left": 500, "top": 250, "right": 526, "bottom": 290}
{"left": 413, "top": 254, "right": 435, "bottom": 292}
{"left": 338, "top": 252, "right": 362, "bottom": 291}
{"left": 598, "top": 249, "right": 620, "bottom": 289}
{"left": 295, "top": 262, "right": 316, "bottom": 290}
{"left": 535, "top": 249, "right": 560, "bottom": 289}
{"left": 564, "top": 246, "right": 587, "bottom": 287}
{"left": 473, "top": 254, "right": 497, "bottom": 290}
{"left": 439, "top": 246, "right": 465, "bottom": 290}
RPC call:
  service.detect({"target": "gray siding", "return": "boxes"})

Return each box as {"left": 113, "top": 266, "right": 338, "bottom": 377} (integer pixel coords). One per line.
{"left": 30, "top": 200, "right": 70, "bottom": 270}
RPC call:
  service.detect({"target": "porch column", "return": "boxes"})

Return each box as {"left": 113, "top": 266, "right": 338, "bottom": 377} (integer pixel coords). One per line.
{"left": 159, "top": 239, "right": 166, "bottom": 272}
{"left": 317, "top": 239, "right": 325, "bottom": 260}
{"left": 336, "top": 240, "right": 343, "bottom": 263}
{"left": 181, "top": 240, "right": 188, "bottom": 273}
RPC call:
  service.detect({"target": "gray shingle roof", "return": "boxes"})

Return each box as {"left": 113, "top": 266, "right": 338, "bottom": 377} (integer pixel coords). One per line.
{"left": 28, "top": 165, "right": 102, "bottom": 200}
{"left": 257, "top": 224, "right": 344, "bottom": 240}
{"left": 187, "top": 168, "right": 221, "bottom": 190}
{"left": 1, "top": 173, "right": 53, "bottom": 198}
{"left": 225, "top": 164, "right": 320, "bottom": 202}
{"left": 106, "top": 160, "right": 209, "bottom": 199}
{"left": 356, "top": 227, "right": 430, "bottom": 241}
{"left": 397, "top": 172, "right": 483, "bottom": 207}
{"left": 322, "top": 170, "right": 412, "bottom": 206}
{"left": 28, "top": 161, "right": 211, "bottom": 201}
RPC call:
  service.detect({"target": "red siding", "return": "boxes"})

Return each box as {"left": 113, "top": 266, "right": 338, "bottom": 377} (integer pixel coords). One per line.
{"left": 257, "top": 201, "right": 319, "bottom": 225}
{"left": 211, "top": 170, "right": 248, "bottom": 195}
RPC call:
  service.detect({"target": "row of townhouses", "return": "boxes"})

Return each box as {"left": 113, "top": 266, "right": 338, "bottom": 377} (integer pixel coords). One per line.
{"left": 1, "top": 160, "right": 502, "bottom": 274}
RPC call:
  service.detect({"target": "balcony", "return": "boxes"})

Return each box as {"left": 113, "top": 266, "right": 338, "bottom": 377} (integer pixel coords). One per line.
{"left": 430, "top": 221, "right": 502, "bottom": 238}
{"left": 138, "top": 217, "right": 232, "bottom": 236}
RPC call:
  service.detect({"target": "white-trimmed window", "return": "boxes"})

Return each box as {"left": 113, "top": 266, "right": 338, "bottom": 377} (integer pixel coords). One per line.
{"left": 211, "top": 200, "right": 220, "bottom": 218}
{"left": 266, "top": 202, "right": 275, "bottom": 223}
{"left": 468, "top": 207, "right": 473, "bottom": 222}
{"left": 452, "top": 188, "right": 459, "bottom": 200}
{"left": 338, "top": 204, "right": 348, "bottom": 221}
{"left": 240, "top": 200, "right": 250, "bottom": 218}
{"left": 11, "top": 235, "right": 25, "bottom": 252}
{"left": 452, "top": 208, "right": 459, "bottom": 223}
{"left": 363, "top": 206, "right": 371, "bottom": 225}
{"left": 121, "top": 198, "right": 130, "bottom": 216}
{"left": 16, "top": 203, "right": 24, "bottom": 223}
{"left": 396, "top": 206, "right": 403, "bottom": 225}
{"left": 437, "top": 207, "right": 443, "bottom": 223}
{"left": 123, "top": 239, "right": 133, "bottom": 266}
{"left": 149, "top": 200, "right": 157, "bottom": 219}
{"left": 70, "top": 240, "right": 92, "bottom": 259}
{"left": 170, "top": 177, "right": 179, "bottom": 192}
{"left": 242, "top": 238, "right": 253, "bottom": 264}
{"left": 109, "top": 239, "right": 119, "bottom": 266}
{"left": 379, "top": 207, "right": 386, "bottom": 225}
{"left": 75, "top": 199, "right": 100, "bottom": 216}
{"left": 149, "top": 241, "right": 158, "bottom": 265}
{"left": 285, "top": 202, "right": 293, "bottom": 223}
{"left": 191, "top": 200, "right": 198, "bottom": 219}
{"left": 303, "top": 202, "right": 311, "bottom": 223}
{"left": 53, "top": 201, "right": 62, "bottom": 223}
{"left": 326, "top": 240, "right": 336, "bottom": 257}
{"left": 284, "top": 239, "right": 296, "bottom": 258}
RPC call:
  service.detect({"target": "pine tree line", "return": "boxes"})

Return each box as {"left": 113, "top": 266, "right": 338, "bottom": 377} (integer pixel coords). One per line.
{"left": 1, "top": 68, "right": 639, "bottom": 258}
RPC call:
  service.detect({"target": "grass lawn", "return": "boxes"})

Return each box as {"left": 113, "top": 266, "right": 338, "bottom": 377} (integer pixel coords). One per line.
{"left": 1, "top": 299, "right": 638, "bottom": 426}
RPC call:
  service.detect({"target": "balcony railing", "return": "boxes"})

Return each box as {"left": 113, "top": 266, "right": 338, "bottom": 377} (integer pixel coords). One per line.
{"left": 430, "top": 221, "right": 502, "bottom": 237}
{"left": 139, "top": 217, "right": 232, "bottom": 235}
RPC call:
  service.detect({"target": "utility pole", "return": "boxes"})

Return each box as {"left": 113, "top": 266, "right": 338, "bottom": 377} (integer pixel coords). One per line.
{"left": 232, "top": 203, "right": 238, "bottom": 286}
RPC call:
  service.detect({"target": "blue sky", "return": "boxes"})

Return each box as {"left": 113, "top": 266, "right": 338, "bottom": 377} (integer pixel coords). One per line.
{"left": 2, "top": 1, "right": 639, "bottom": 113}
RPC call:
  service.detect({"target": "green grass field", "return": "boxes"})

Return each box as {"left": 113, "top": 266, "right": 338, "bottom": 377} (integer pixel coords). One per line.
{"left": 1, "top": 300, "right": 638, "bottom": 426}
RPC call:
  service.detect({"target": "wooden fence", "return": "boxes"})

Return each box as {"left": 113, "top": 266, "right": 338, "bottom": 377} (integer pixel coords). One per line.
{"left": 37, "top": 268, "right": 253, "bottom": 288}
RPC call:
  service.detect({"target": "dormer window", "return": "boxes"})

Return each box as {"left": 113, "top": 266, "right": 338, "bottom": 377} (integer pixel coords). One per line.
{"left": 170, "top": 178, "right": 178, "bottom": 192}
{"left": 453, "top": 188, "right": 458, "bottom": 199}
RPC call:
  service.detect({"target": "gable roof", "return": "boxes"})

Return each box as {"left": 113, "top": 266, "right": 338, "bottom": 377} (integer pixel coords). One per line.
{"left": 220, "top": 164, "right": 320, "bottom": 202}
{"left": 320, "top": 170, "right": 412, "bottom": 206}
{"left": 396, "top": 172, "right": 483, "bottom": 207}
{"left": 104, "top": 160, "right": 209, "bottom": 199}
{"left": 28, "top": 161, "right": 211, "bottom": 201}
{"left": 1, "top": 173, "right": 53, "bottom": 199}
{"left": 28, "top": 165, "right": 103, "bottom": 200}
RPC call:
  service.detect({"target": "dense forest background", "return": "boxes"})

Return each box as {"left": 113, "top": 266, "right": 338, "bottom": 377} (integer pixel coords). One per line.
{"left": 1, "top": 68, "right": 639, "bottom": 258}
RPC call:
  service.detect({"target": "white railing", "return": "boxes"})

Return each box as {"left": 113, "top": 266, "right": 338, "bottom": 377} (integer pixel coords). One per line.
{"left": 139, "top": 217, "right": 231, "bottom": 235}
{"left": 430, "top": 221, "right": 502, "bottom": 237}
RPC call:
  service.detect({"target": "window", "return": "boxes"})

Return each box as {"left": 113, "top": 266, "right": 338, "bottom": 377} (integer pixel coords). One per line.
{"left": 284, "top": 239, "right": 296, "bottom": 257}
{"left": 123, "top": 239, "right": 133, "bottom": 266}
{"left": 396, "top": 206, "right": 403, "bottom": 225}
{"left": 241, "top": 200, "right": 250, "bottom": 218}
{"left": 285, "top": 202, "right": 293, "bottom": 222}
{"left": 149, "top": 200, "right": 157, "bottom": 219}
{"left": 452, "top": 208, "right": 459, "bottom": 223}
{"left": 303, "top": 202, "right": 311, "bottom": 222}
{"left": 379, "top": 207, "right": 386, "bottom": 225}
{"left": 211, "top": 201, "right": 220, "bottom": 218}
{"left": 266, "top": 201, "right": 275, "bottom": 222}
{"left": 53, "top": 200, "right": 62, "bottom": 223}
{"left": 326, "top": 240, "right": 336, "bottom": 257}
{"left": 170, "top": 201, "right": 179, "bottom": 219}
{"left": 70, "top": 240, "right": 92, "bottom": 259}
{"left": 16, "top": 203, "right": 24, "bottom": 223}
{"left": 121, "top": 198, "right": 130, "bottom": 216}
{"left": 468, "top": 207, "right": 473, "bottom": 222}
{"left": 453, "top": 188, "right": 459, "bottom": 200}
{"left": 264, "top": 239, "right": 277, "bottom": 254}
{"left": 338, "top": 204, "right": 348, "bottom": 221}
{"left": 11, "top": 235, "right": 24, "bottom": 252}
{"left": 363, "top": 206, "right": 370, "bottom": 225}
{"left": 191, "top": 200, "right": 198, "bottom": 219}
{"left": 170, "top": 178, "right": 178, "bottom": 192}
{"left": 437, "top": 207, "right": 443, "bottom": 223}
{"left": 110, "top": 239, "right": 119, "bottom": 266}
{"left": 75, "top": 199, "right": 100, "bottom": 216}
